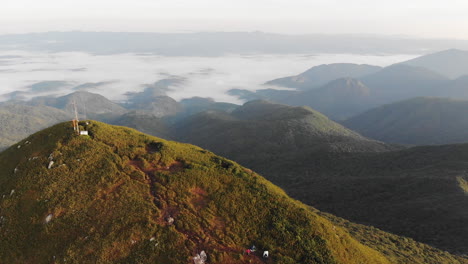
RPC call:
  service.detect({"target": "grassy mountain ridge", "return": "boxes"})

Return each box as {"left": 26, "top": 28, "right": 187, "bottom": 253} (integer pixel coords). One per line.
{"left": 173, "top": 101, "right": 394, "bottom": 170}
{"left": 0, "top": 121, "right": 397, "bottom": 264}
{"left": 169, "top": 101, "right": 468, "bottom": 256}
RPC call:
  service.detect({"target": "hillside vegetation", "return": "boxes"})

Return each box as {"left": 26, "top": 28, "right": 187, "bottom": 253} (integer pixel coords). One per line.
{"left": 171, "top": 101, "right": 468, "bottom": 256}
{"left": 318, "top": 210, "right": 466, "bottom": 264}
{"left": 0, "top": 121, "right": 397, "bottom": 264}
{"left": 173, "top": 101, "right": 394, "bottom": 169}
{"left": 243, "top": 145, "right": 468, "bottom": 256}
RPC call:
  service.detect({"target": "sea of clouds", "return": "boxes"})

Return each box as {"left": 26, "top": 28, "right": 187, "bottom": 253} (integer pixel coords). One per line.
{"left": 0, "top": 51, "right": 419, "bottom": 103}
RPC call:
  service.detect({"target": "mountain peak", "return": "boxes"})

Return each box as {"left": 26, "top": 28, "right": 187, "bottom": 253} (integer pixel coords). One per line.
{"left": 0, "top": 121, "right": 395, "bottom": 263}
{"left": 28, "top": 91, "right": 128, "bottom": 117}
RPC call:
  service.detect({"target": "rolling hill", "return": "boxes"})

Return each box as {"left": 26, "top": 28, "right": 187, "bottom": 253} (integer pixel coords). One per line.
{"left": 1, "top": 121, "right": 460, "bottom": 263}
{"left": 266, "top": 63, "right": 381, "bottom": 90}
{"left": 28, "top": 91, "right": 128, "bottom": 121}
{"left": 0, "top": 91, "right": 241, "bottom": 151}
{"left": 0, "top": 102, "right": 71, "bottom": 150}
{"left": 229, "top": 78, "right": 375, "bottom": 120}
{"left": 282, "top": 78, "right": 374, "bottom": 120}
{"left": 172, "top": 100, "right": 394, "bottom": 169}
{"left": 401, "top": 49, "right": 468, "bottom": 79}
{"left": 343, "top": 97, "right": 468, "bottom": 145}
{"left": 360, "top": 64, "right": 449, "bottom": 104}
{"left": 170, "top": 101, "right": 468, "bottom": 256}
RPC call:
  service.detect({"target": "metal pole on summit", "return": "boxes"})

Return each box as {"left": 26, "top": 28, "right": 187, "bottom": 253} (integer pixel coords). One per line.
{"left": 72, "top": 100, "right": 80, "bottom": 134}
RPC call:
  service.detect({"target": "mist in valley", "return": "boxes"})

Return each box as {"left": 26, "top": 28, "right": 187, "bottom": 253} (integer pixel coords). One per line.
{"left": 0, "top": 50, "right": 418, "bottom": 103}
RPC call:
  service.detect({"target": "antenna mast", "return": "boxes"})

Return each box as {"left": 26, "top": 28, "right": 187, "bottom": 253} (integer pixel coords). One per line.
{"left": 72, "top": 100, "right": 80, "bottom": 134}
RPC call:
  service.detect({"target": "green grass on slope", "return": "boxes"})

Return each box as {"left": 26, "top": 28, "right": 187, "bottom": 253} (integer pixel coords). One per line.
{"left": 0, "top": 121, "right": 390, "bottom": 264}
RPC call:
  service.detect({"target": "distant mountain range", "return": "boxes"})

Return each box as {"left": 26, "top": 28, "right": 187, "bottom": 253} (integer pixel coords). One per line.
{"left": 1, "top": 32, "right": 468, "bottom": 55}
{"left": 267, "top": 49, "right": 468, "bottom": 90}
{"left": 3, "top": 121, "right": 465, "bottom": 263}
{"left": 238, "top": 49, "right": 468, "bottom": 120}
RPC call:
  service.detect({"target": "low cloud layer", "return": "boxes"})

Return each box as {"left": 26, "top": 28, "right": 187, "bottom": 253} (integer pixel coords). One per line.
{"left": 0, "top": 51, "right": 418, "bottom": 103}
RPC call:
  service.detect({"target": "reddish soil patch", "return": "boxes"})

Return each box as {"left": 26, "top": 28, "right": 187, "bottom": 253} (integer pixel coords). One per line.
{"left": 243, "top": 254, "right": 270, "bottom": 264}
{"left": 127, "top": 159, "right": 156, "bottom": 174}
{"left": 98, "top": 179, "right": 125, "bottom": 200}
{"left": 168, "top": 161, "right": 184, "bottom": 173}
{"left": 19, "top": 190, "right": 39, "bottom": 213}
{"left": 30, "top": 151, "right": 41, "bottom": 157}
{"left": 104, "top": 241, "right": 128, "bottom": 261}
{"left": 127, "top": 159, "right": 184, "bottom": 174}
{"left": 190, "top": 187, "right": 208, "bottom": 196}
{"left": 53, "top": 207, "right": 67, "bottom": 218}
{"left": 191, "top": 196, "right": 208, "bottom": 210}
{"left": 127, "top": 159, "right": 142, "bottom": 169}
{"left": 190, "top": 187, "right": 208, "bottom": 209}
{"left": 211, "top": 217, "right": 226, "bottom": 231}
{"left": 106, "top": 180, "right": 125, "bottom": 194}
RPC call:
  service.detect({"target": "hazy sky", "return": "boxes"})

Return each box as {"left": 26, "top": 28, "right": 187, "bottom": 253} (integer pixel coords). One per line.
{"left": 1, "top": 0, "right": 467, "bottom": 38}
